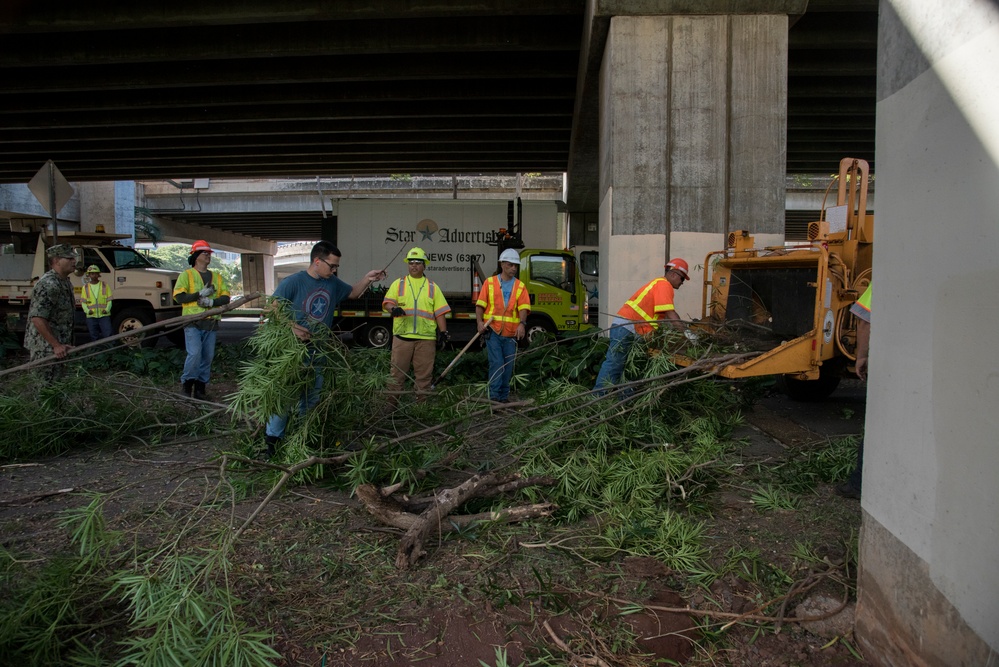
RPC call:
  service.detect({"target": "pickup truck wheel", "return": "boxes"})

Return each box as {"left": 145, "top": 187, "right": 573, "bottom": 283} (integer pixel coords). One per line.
{"left": 359, "top": 322, "right": 392, "bottom": 349}
{"left": 113, "top": 308, "right": 157, "bottom": 349}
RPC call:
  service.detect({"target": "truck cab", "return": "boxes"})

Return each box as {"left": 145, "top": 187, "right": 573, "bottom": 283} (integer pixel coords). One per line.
{"left": 1, "top": 232, "right": 182, "bottom": 346}
{"left": 515, "top": 248, "right": 592, "bottom": 344}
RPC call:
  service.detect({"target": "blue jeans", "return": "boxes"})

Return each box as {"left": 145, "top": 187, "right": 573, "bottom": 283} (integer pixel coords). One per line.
{"left": 181, "top": 325, "right": 217, "bottom": 384}
{"left": 486, "top": 333, "right": 518, "bottom": 401}
{"left": 86, "top": 316, "right": 112, "bottom": 342}
{"left": 265, "top": 356, "right": 324, "bottom": 439}
{"left": 594, "top": 325, "right": 635, "bottom": 395}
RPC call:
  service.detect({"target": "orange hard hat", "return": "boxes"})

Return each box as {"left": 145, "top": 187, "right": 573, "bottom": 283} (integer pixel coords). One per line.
{"left": 665, "top": 258, "right": 689, "bottom": 278}
{"left": 190, "top": 240, "right": 212, "bottom": 254}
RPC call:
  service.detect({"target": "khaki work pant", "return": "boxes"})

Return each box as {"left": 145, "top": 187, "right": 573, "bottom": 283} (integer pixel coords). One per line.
{"left": 389, "top": 337, "right": 436, "bottom": 400}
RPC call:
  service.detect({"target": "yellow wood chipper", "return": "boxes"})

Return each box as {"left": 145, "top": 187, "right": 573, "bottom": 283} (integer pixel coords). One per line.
{"left": 676, "top": 157, "right": 873, "bottom": 400}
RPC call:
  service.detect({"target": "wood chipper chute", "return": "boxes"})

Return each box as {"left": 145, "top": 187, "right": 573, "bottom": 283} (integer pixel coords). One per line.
{"left": 676, "top": 158, "right": 874, "bottom": 400}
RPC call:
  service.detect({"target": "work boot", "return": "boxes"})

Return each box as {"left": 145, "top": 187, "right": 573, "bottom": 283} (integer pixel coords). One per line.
{"left": 262, "top": 435, "right": 280, "bottom": 460}
{"left": 181, "top": 379, "right": 194, "bottom": 396}
{"left": 193, "top": 381, "right": 207, "bottom": 401}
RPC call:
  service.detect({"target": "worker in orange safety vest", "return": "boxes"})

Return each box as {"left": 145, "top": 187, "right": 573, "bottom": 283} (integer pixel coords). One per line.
{"left": 475, "top": 248, "right": 531, "bottom": 402}
{"left": 593, "top": 258, "right": 692, "bottom": 395}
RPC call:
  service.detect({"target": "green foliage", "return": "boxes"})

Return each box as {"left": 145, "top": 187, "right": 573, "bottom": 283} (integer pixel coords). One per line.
{"left": 750, "top": 484, "right": 800, "bottom": 511}
{"left": 229, "top": 304, "right": 399, "bottom": 480}
{"left": 0, "top": 497, "right": 281, "bottom": 666}
{"left": 506, "top": 337, "right": 743, "bottom": 572}
{"left": 0, "top": 369, "right": 210, "bottom": 463}
{"left": 515, "top": 330, "right": 608, "bottom": 386}
{"left": 83, "top": 345, "right": 187, "bottom": 380}
{"left": 146, "top": 243, "right": 243, "bottom": 293}
{"left": 479, "top": 645, "right": 524, "bottom": 667}
{"left": 772, "top": 435, "right": 860, "bottom": 493}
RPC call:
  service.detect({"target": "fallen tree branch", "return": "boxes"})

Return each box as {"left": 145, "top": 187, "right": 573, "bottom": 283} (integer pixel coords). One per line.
{"left": 0, "top": 292, "right": 263, "bottom": 378}
{"left": 0, "top": 487, "right": 74, "bottom": 506}
{"left": 356, "top": 484, "right": 555, "bottom": 533}
{"left": 353, "top": 473, "right": 555, "bottom": 569}
{"left": 542, "top": 620, "right": 611, "bottom": 667}
{"left": 580, "top": 581, "right": 851, "bottom": 627}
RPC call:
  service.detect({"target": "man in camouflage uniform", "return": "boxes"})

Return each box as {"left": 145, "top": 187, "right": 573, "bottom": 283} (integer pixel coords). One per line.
{"left": 25, "top": 243, "right": 78, "bottom": 381}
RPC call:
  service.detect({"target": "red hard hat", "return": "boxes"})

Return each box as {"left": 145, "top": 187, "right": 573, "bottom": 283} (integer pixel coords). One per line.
{"left": 665, "top": 258, "right": 689, "bottom": 278}
{"left": 190, "top": 240, "right": 212, "bottom": 254}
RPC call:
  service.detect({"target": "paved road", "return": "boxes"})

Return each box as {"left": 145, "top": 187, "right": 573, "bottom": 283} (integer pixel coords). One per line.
{"left": 216, "top": 317, "right": 260, "bottom": 345}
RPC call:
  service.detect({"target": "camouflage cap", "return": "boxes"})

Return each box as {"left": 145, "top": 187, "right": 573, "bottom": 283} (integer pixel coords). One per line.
{"left": 46, "top": 243, "right": 78, "bottom": 259}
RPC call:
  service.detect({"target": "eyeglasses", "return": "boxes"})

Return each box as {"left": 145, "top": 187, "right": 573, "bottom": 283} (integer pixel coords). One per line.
{"left": 407, "top": 260, "right": 425, "bottom": 264}
{"left": 318, "top": 258, "right": 339, "bottom": 271}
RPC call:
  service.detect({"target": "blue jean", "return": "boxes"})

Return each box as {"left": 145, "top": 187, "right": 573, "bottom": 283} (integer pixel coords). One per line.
{"left": 86, "top": 316, "right": 112, "bottom": 342}
{"left": 181, "top": 325, "right": 217, "bottom": 384}
{"left": 594, "top": 325, "right": 635, "bottom": 395}
{"left": 486, "top": 332, "right": 518, "bottom": 401}
{"left": 265, "top": 357, "right": 324, "bottom": 439}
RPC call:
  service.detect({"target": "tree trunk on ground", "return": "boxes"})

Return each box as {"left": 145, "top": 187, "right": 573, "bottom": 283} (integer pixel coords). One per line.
{"left": 354, "top": 473, "right": 555, "bottom": 569}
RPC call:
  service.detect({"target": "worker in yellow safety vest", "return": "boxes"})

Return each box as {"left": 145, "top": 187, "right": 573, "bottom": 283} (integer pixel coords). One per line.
{"left": 382, "top": 247, "right": 451, "bottom": 402}
{"left": 81, "top": 264, "right": 113, "bottom": 342}
{"left": 172, "top": 240, "right": 231, "bottom": 400}
{"left": 836, "top": 281, "right": 872, "bottom": 500}
{"left": 594, "top": 258, "right": 693, "bottom": 395}
{"left": 475, "top": 248, "right": 531, "bottom": 403}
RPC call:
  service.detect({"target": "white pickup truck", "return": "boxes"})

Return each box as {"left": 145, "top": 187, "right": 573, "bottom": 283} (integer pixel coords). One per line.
{"left": 0, "top": 231, "right": 182, "bottom": 347}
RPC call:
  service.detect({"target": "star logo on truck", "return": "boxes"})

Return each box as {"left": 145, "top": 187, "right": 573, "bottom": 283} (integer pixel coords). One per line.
{"left": 416, "top": 219, "right": 438, "bottom": 242}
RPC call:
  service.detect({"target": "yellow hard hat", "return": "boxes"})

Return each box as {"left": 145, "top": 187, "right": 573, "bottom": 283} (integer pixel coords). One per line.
{"left": 85, "top": 264, "right": 101, "bottom": 273}
{"left": 405, "top": 247, "right": 429, "bottom": 264}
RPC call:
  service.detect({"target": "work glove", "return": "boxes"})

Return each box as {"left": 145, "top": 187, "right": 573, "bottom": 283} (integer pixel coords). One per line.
{"left": 437, "top": 330, "right": 451, "bottom": 350}
{"left": 390, "top": 307, "right": 406, "bottom": 317}
{"left": 198, "top": 285, "right": 215, "bottom": 298}
{"left": 684, "top": 329, "right": 700, "bottom": 343}
{"left": 197, "top": 296, "right": 214, "bottom": 309}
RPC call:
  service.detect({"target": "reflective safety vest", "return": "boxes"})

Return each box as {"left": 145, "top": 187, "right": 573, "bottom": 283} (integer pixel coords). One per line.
{"left": 81, "top": 281, "right": 112, "bottom": 318}
{"left": 382, "top": 276, "right": 451, "bottom": 339}
{"left": 850, "top": 282, "right": 872, "bottom": 323}
{"left": 617, "top": 277, "right": 675, "bottom": 335}
{"left": 173, "top": 269, "right": 229, "bottom": 319}
{"left": 476, "top": 275, "right": 531, "bottom": 337}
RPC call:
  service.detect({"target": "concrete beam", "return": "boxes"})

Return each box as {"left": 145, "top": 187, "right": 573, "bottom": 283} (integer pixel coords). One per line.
{"left": 150, "top": 216, "right": 276, "bottom": 256}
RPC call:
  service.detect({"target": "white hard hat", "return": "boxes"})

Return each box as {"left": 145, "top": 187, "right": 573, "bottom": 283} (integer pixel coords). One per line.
{"left": 498, "top": 248, "right": 521, "bottom": 265}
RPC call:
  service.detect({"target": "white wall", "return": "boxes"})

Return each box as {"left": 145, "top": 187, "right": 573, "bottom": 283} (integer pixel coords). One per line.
{"left": 864, "top": 0, "right": 999, "bottom": 652}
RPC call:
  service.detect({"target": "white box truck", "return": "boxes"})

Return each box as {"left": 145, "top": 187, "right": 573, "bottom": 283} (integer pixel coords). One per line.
{"left": 329, "top": 198, "right": 593, "bottom": 347}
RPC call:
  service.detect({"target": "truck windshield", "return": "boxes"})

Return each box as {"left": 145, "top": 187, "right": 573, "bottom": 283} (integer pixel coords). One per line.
{"left": 101, "top": 247, "right": 155, "bottom": 270}
{"left": 528, "top": 253, "right": 575, "bottom": 291}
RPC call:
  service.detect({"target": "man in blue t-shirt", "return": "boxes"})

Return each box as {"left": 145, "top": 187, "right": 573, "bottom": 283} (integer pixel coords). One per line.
{"left": 264, "top": 241, "right": 386, "bottom": 457}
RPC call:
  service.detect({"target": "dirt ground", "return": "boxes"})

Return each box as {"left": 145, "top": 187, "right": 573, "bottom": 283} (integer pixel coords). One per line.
{"left": 0, "top": 372, "right": 870, "bottom": 666}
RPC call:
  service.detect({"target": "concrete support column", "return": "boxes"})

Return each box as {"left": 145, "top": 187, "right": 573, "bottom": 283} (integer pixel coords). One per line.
{"left": 79, "top": 181, "right": 135, "bottom": 243}
{"left": 598, "top": 13, "right": 787, "bottom": 326}
{"left": 853, "top": 1, "right": 999, "bottom": 664}
{"left": 241, "top": 253, "right": 274, "bottom": 299}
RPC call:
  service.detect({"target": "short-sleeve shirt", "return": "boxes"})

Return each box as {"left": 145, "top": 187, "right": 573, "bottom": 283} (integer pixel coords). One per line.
{"left": 271, "top": 270, "right": 352, "bottom": 331}
{"left": 25, "top": 270, "right": 76, "bottom": 355}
